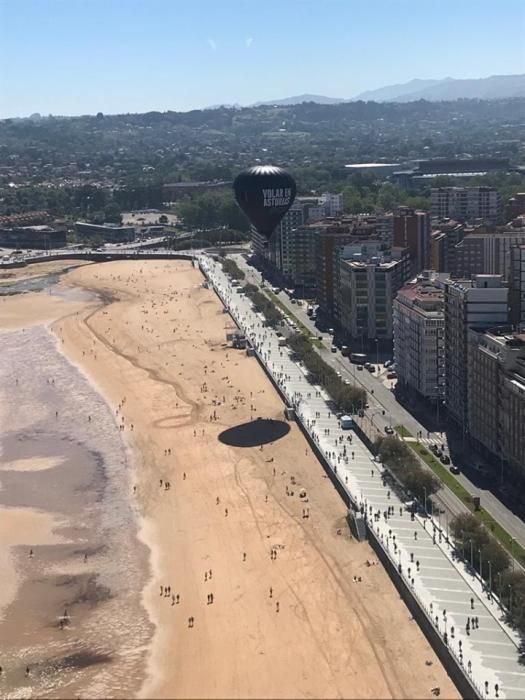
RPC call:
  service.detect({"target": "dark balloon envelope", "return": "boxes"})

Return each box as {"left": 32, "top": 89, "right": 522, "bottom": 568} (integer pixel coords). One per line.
{"left": 233, "top": 165, "right": 296, "bottom": 240}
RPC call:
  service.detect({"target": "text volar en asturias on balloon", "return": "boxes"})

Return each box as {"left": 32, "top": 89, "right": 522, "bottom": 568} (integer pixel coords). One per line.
{"left": 262, "top": 188, "right": 292, "bottom": 207}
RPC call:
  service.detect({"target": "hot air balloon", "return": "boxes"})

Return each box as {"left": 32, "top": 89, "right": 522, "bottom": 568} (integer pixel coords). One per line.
{"left": 233, "top": 165, "right": 296, "bottom": 242}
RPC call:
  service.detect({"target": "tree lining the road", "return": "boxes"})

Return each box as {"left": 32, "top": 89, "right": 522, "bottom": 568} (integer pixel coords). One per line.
{"left": 449, "top": 512, "right": 525, "bottom": 635}
{"left": 375, "top": 435, "right": 440, "bottom": 503}
{"left": 287, "top": 332, "right": 366, "bottom": 414}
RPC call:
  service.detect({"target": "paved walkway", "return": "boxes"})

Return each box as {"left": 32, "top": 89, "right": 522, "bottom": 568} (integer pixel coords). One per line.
{"left": 200, "top": 255, "right": 525, "bottom": 700}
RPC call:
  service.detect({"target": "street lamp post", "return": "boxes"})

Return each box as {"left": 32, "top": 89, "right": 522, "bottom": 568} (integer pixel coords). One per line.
{"left": 375, "top": 338, "right": 379, "bottom": 369}
{"left": 479, "top": 548, "right": 483, "bottom": 579}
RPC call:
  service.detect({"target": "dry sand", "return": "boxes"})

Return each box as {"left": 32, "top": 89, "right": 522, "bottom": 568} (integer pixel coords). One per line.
{"left": 0, "top": 259, "right": 460, "bottom": 698}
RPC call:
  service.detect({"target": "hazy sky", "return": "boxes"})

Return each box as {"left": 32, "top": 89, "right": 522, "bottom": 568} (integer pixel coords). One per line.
{"left": 1, "top": 0, "right": 524, "bottom": 118}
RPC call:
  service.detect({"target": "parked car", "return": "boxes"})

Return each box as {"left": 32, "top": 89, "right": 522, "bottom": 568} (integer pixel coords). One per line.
{"left": 357, "top": 364, "right": 364, "bottom": 371}
{"left": 367, "top": 365, "right": 376, "bottom": 372}
{"left": 331, "top": 346, "right": 337, "bottom": 353}
{"left": 387, "top": 371, "right": 397, "bottom": 379}
{"left": 364, "top": 362, "right": 371, "bottom": 369}
{"left": 384, "top": 426, "right": 394, "bottom": 434}
{"left": 384, "top": 360, "right": 393, "bottom": 368}
{"left": 450, "top": 465, "right": 460, "bottom": 475}
{"left": 440, "top": 454, "right": 451, "bottom": 465}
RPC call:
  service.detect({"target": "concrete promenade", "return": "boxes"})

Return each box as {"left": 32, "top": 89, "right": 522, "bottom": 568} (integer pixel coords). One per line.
{"left": 200, "top": 254, "right": 525, "bottom": 700}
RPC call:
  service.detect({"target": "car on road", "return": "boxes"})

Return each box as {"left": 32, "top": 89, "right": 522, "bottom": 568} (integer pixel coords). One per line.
{"left": 384, "top": 360, "right": 393, "bottom": 368}
{"left": 356, "top": 364, "right": 364, "bottom": 371}
{"left": 440, "top": 454, "right": 451, "bottom": 465}
{"left": 387, "top": 371, "right": 397, "bottom": 379}
{"left": 343, "top": 379, "right": 351, "bottom": 385}
{"left": 367, "top": 365, "right": 376, "bottom": 372}
{"left": 449, "top": 465, "right": 460, "bottom": 475}
{"left": 331, "top": 346, "right": 337, "bottom": 353}
{"left": 328, "top": 328, "right": 334, "bottom": 335}
{"left": 384, "top": 426, "right": 394, "bottom": 434}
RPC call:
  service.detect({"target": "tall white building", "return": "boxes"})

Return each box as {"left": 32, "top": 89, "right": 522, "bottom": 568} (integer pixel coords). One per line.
{"left": 431, "top": 186, "right": 501, "bottom": 225}
{"left": 444, "top": 275, "right": 509, "bottom": 428}
{"left": 335, "top": 245, "right": 411, "bottom": 343}
{"left": 393, "top": 271, "right": 447, "bottom": 401}
{"left": 320, "top": 192, "right": 344, "bottom": 217}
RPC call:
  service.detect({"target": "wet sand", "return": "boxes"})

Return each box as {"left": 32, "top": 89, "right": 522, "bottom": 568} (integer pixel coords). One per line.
{"left": 0, "top": 326, "right": 151, "bottom": 698}
{"left": 0, "top": 259, "right": 459, "bottom": 698}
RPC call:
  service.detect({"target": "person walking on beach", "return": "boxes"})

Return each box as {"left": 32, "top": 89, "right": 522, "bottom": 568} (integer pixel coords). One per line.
{"left": 276, "top": 601, "right": 279, "bottom": 613}
{"left": 243, "top": 552, "right": 247, "bottom": 562}
{"left": 269, "top": 587, "right": 273, "bottom": 598}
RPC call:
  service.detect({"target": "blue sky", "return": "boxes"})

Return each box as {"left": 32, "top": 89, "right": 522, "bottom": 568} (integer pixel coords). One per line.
{"left": 1, "top": 0, "right": 524, "bottom": 117}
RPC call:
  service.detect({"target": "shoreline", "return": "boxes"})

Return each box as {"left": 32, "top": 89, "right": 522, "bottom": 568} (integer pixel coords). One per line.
{"left": 0, "top": 321, "right": 152, "bottom": 698}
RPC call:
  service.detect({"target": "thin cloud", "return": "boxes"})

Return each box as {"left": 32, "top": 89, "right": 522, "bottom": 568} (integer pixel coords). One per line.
{"left": 207, "top": 38, "right": 217, "bottom": 51}
{"left": 245, "top": 37, "right": 253, "bottom": 48}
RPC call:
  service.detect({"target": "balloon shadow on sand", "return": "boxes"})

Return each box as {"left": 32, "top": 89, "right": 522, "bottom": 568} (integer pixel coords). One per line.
{"left": 218, "top": 418, "right": 290, "bottom": 448}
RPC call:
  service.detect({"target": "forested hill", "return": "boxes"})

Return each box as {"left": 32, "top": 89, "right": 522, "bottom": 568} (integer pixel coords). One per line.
{"left": 1, "top": 98, "right": 524, "bottom": 190}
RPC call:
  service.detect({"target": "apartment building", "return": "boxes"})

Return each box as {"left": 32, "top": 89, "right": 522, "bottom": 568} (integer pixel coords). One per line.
{"left": 467, "top": 328, "right": 525, "bottom": 479}
{"left": 429, "top": 220, "right": 465, "bottom": 273}
{"left": 509, "top": 244, "right": 525, "bottom": 328}
{"left": 444, "top": 275, "right": 509, "bottom": 429}
{"left": 315, "top": 224, "right": 356, "bottom": 318}
{"left": 431, "top": 186, "right": 501, "bottom": 225}
{"left": 335, "top": 245, "right": 411, "bottom": 344}
{"left": 393, "top": 207, "right": 430, "bottom": 275}
{"left": 451, "top": 219, "right": 525, "bottom": 280}
{"left": 393, "top": 271, "right": 447, "bottom": 401}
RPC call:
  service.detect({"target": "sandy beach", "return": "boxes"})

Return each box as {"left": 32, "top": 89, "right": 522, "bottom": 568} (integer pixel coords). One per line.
{"left": 0, "top": 259, "right": 459, "bottom": 698}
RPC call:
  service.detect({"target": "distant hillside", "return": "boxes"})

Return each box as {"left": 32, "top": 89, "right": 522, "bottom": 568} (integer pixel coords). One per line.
{"left": 352, "top": 78, "right": 450, "bottom": 102}
{"left": 252, "top": 94, "right": 345, "bottom": 106}
{"left": 352, "top": 74, "right": 525, "bottom": 102}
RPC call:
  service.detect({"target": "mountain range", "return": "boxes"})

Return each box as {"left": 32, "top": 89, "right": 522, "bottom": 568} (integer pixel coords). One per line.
{"left": 247, "top": 73, "right": 525, "bottom": 107}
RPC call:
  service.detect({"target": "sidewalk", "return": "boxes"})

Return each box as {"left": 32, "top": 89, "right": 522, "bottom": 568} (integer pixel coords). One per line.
{"left": 200, "top": 254, "right": 525, "bottom": 700}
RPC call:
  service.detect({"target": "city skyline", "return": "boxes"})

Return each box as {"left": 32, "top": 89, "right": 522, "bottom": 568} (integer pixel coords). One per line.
{"left": 0, "top": 0, "right": 524, "bottom": 118}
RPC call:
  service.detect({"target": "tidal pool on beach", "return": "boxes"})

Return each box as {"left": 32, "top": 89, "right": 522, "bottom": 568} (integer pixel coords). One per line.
{"left": 0, "top": 325, "right": 152, "bottom": 699}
